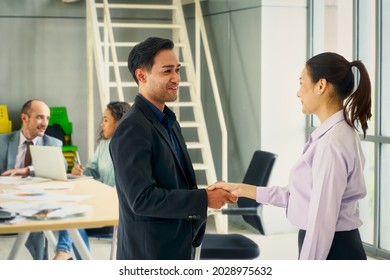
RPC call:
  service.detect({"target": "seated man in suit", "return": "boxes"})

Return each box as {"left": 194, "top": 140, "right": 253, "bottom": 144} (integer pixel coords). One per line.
{"left": 0, "top": 99, "right": 86, "bottom": 260}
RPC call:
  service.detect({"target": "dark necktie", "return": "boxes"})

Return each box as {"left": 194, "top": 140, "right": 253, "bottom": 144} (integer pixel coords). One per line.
{"left": 24, "top": 141, "right": 33, "bottom": 167}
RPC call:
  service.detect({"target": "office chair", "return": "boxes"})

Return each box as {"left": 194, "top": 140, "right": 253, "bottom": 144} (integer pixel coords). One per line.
{"left": 199, "top": 150, "right": 277, "bottom": 259}
{"left": 45, "top": 107, "right": 79, "bottom": 172}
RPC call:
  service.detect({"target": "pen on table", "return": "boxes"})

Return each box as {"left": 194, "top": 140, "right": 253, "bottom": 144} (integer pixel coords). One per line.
{"left": 32, "top": 208, "right": 62, "bottom": 219}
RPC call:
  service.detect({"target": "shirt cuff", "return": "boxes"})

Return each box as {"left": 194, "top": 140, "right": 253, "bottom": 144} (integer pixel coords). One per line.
{"left": 256, "top": 187, "right": 270, "bottom": 204}
{"left": 28, "top": 165, "right": 34, "bottom": 176}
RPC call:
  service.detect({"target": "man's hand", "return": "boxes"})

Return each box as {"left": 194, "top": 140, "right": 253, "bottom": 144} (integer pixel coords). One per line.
{"left": 1, "top": 167, "right": 30, "bottom": 177}
{"left": 206, "top": 188, "right": 238, "bottom": 209}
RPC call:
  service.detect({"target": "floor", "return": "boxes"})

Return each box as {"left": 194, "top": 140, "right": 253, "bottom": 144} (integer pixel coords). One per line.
{"left": 0, "top": 220, "right": 299, "bottom": 260}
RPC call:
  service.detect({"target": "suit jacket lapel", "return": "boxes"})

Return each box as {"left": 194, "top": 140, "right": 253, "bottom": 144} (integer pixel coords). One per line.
{"left": 172, "top": 123, "right": 197, "bottom": 186}
{"left": 7, "top": 131, "right": 20, "bottom": 170}
{"left": 135, "top": 95, "right": 176, "bottom": 151}
{"left": 36, "top": 136, "right": 45, "bottom": 146}
{"left": 135, "top": 96, "right": 190, "bottom": 179}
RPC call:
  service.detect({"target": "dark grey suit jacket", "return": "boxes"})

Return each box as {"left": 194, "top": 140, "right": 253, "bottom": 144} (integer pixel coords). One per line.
{"left": 110, "top": 95, "right": 208, "bottom": 260}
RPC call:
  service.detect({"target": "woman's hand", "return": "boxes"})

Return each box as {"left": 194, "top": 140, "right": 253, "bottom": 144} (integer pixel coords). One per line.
{"left": 208, "top": 181, "right": 257, "bottom": 200}
{"left": 71, "top": 164, "right": 85, "bottom": 176}
{"left": 208, "top": 181, "right": 242, "bottom": 197}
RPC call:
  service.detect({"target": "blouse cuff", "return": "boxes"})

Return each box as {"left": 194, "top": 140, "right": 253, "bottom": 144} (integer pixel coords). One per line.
{"left": 256, "top": 187, "right": 270, "bottom": 204}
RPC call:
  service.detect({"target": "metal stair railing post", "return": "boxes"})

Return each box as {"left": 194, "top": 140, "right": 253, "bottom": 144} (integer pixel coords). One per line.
{"left": 194, "top": 0, "right": 228, "bottom": 184}
{"left": 173, "top": 0, "right": 218, "bottom": 184}
{"left": 102, "top": 0, "right": 124, "bottom": 101}
{"left": 87, "top": 0, "right": 108, "bottom": 158}
{"left": 87, "top": 0, "right": 110, "bottom": 111}
{"left": 194, "top": 0, "right": 228, "bottom": 233}
{"left": 174, "top": 0, "right": 228, "bottom": 233}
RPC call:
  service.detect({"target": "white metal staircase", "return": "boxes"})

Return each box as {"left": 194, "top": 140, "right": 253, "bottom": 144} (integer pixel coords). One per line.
{"left": 86, "top": 0, "right": 228, "bottom": 232}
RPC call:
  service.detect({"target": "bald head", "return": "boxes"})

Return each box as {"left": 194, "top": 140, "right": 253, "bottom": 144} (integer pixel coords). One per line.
{"left": 20, "top": 100, "right": 51, "bottom": 140}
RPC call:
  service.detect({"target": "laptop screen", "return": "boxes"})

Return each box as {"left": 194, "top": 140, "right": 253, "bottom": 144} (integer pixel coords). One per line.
{"left": 30, "top": 145, "right": 68, "bottom": 181}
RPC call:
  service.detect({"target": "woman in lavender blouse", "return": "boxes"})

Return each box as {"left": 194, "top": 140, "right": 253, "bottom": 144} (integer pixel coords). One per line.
{"left": 209, "top": 52, "right": 371, "bottom": 260}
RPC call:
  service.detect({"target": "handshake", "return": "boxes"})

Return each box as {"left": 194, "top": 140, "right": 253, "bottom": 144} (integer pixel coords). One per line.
{"left": 206, "top": 181, "right": 246, "bottom": 209}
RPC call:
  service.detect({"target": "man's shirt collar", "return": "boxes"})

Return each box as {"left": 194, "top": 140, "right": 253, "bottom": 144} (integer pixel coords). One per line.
{"left": 138, "top": 93, "right": 177, "bottom": 130}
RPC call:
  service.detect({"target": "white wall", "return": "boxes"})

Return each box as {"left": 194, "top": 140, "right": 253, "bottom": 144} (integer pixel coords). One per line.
{"left": 259, "top": 0, "right": 307, "bottom": 234}
{"left": 189, "top": 0, "right": 308, "bottom": 234}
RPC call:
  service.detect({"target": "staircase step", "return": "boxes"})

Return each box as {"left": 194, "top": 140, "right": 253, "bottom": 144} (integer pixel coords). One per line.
{"left": 95, "top": 3, "right": 176, "bottom": 11}
{"left": 109, "top": 81, "right": 191, "bottom": 87}
{"left": 192, "top": 163, "right": 208, "bottom": 171}
{"left": 101, "top": 42, "right": 185, "bottom": 48}
{"left": 187, "top": 142, "right": 205, "bottom": 149}
{"left": 128, "top": 101, "right": 196, "bottom": 107}
{"left": 106, "top": 61, "right": 188, "bottom": 67}
{"left": 179, "top": 121, "right": 200, "bottom": 128}
{"left": 97, "top": 22, "right": 181, "bottom": 29}
{"left": 166, "top": 102, "right": 196, "bottom": 108}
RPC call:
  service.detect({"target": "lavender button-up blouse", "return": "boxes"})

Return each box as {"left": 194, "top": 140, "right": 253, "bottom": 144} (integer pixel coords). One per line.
{"left": 256, "top": 110, "right": 366, "bottom": 259}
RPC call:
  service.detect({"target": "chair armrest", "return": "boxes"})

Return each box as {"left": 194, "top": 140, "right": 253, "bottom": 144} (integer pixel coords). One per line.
{"left": 208, "top": 207, "right": 259, "bottom": 217}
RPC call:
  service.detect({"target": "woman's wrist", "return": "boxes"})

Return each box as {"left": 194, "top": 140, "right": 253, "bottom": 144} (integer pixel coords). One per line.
{"left": 240, "top": 183, "right": 257, "bottom": 199}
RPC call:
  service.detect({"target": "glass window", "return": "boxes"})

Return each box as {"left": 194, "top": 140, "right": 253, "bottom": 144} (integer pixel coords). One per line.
{"left": 378, "top": 0, "right": 390, "bottom": 253}
{"left": 311, "top": 0, "right": 353, "bottom": 56}
{"left": 310, "top": 0, "right": 354, "bottom": 129}
{"left": 381, "top": 2, "right": 390, "bottom": 136}
{"left": 360, "top": 141, "right": 375, "bottom": 244}
{"left": 380, "top": 144, "right": 390, "bottom": 251}
{"left": 356, "top": 0, "right": 376, "bottom": 248}
{"left": 310, "top": 0, "right": 390, "bottom": 259}
{"left": 357, "top": 0, "right": 376, "bottom": 135}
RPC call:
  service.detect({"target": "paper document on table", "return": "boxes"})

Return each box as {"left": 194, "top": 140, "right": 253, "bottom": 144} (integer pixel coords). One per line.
{"left": 21, "top": 205, "right": 92, "bottom": 220}
{"left": 0, "top": 201, "right": 92, "bottom": 220}
{"left": 0, "top": 190, "right": 48, "bottom": 200}
{"left": 16, "top": 182, "right": 74, "bottom": 190}
{"left": 0, "top": 190, "right": 90, "bottom": 202}
{"left": 0, "top": 176, "right": 51, "bottom": 185}
{"left": 0, "top": 201, "right": 60, "bottom": 213}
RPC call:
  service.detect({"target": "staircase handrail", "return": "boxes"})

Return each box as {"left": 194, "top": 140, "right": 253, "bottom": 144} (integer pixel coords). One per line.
{"left": 193, "top": 0, "right": 228, "bottom": 181}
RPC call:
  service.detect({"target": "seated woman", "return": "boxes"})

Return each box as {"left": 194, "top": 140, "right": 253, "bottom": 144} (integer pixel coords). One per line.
{"left": 54, "top": 101, "right": 130, "bottom": 260}
{"left": 71, "top": 101, "right": 130, "bottom": 187}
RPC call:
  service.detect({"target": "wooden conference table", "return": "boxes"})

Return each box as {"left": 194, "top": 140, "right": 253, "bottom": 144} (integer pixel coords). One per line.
{"left": 0, "top": 178, "right": 118, "bottom": 260}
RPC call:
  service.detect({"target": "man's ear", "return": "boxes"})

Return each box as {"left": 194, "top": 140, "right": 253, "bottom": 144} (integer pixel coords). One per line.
{"left": 21, "top": 113, "right": 28, "bottom": 122}
{"left": 135, "top": 68, "right": 146, "bottom": 83}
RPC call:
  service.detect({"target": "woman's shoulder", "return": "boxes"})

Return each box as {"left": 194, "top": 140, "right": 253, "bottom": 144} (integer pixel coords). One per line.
{"left": 96, "top": 139, "right": 110, "bottom": 150}
{"left": 330, "top": 120, "right": 359, "bottom": 141}
{"left": 323, "top": 121, "right": 362, "bottom": 158}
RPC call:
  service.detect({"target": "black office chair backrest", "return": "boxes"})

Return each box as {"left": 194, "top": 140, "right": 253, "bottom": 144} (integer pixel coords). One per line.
{"left": 237, "top": 150, "right": 277, "bottom": 235}
{"left": 45, "top": 124, "right": 66, "bottom": 144}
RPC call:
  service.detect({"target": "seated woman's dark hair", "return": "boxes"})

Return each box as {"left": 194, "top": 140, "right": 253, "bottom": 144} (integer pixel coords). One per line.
{"left": 98, "top": 101, "right": 131, "bottom": 141}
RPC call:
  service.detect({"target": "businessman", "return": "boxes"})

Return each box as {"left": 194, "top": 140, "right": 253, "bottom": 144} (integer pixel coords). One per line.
{"left": 110, "top": 37, "right": 237, "bottom": 260}
{"left": 0, "top": 99, "right": 62, "bottom": 259}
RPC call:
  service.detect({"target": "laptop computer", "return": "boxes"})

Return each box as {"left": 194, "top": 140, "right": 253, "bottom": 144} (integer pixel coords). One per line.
{"left": 30, "top": 145, "right": 92, "bottom": 181}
